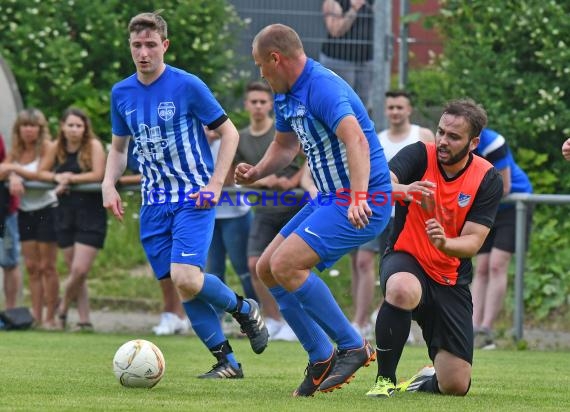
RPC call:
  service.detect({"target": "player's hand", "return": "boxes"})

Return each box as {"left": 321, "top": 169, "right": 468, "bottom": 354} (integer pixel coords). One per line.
{"left": 234, "top": 163, "right": 258, "bottom": 185}
{"left": 562, "top": 138, "right": 570, "bottom": 161}
{"left": 348, "top": 199, "right": 372, "bottom": 229}
{"left": 406, "top": 180, "right": 436, "bottom": 204}
{"left": 188, "top": 182, "right": 222, "bottom": 209}
{"left": 425, "top": 217, "right": 446, "bottom": 250}
{"left": 102, "top": 183, "right": 124, "bottom": 222}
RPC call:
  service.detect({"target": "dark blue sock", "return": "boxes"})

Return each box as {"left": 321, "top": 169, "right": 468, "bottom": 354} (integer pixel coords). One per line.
{"left": 269, "top": 285, "right": 333, "bottom": 363}
{"left": 292, "top": 272, "right": 361, "bottom": 350}
{"left": 197, "top": 273, "right": 250, "bottom": 314}
{"left": 182, "top": 299, "right": 238, "bottom": 368}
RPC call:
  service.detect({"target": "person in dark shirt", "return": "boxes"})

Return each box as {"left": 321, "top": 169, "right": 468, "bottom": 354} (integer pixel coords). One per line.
{"left": 320, "top": 0, "right": 374, "bottom": 109}
{"left": 366, "top": 99, "right": 503, "bottom": 398}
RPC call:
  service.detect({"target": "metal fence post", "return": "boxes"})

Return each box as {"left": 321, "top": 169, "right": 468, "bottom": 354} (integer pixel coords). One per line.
{"left": 513, "top": 199, "right": 528, "bottom": 341}
{"left": 371, "top": 0, "right": 392, "bottom": 130}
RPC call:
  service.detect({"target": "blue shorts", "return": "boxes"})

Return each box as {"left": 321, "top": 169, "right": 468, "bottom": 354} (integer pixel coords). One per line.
{"left": 0, "top": 213, "right": 21, "bottom": 268}
{"left": 140, "top": 203, "right": 215, "bottom": 279}
{"left": 280, "top": 191, "right": 391, "bottom": 271}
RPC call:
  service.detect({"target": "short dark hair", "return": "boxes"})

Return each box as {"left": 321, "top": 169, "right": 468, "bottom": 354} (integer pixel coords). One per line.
{"left": 443, "top": 98, "right": 488, "bottom": 139}
{"left": 385, "top": 90, "right": 412, "bottom": 105}
{"left": 128, "top": 10, "right": 167, "bottom": 40}
{"left": 245, "top": 80, "right": 272, "bottom": 96}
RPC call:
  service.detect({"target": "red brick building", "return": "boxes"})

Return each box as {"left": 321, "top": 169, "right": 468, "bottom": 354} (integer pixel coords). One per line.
{"left": 392, "top": 0, "right": 443, "bottom": 73}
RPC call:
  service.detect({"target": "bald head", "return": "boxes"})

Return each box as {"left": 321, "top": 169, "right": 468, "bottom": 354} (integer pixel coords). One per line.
{"left": 252, "top": 24, "right": 304, "bottom": 59}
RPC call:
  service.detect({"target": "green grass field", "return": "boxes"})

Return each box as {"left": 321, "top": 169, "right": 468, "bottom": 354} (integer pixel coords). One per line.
{"left": 1, "top": 331, "right": 568, "bottom": 411}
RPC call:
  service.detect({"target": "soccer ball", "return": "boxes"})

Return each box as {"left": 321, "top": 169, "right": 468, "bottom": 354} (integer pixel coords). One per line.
{"left": 112, "top": 339, "right": 165, "bottom": 388}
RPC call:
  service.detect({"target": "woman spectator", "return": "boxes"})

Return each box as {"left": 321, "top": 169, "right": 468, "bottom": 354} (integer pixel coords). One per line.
{"left": 0, "top": 109, "right": 59, "bottom": 329}
{"left": 37, "top": 108, "right": 106, "bottom": 331}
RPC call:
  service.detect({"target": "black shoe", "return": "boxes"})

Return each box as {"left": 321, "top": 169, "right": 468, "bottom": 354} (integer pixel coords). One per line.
{"left": 232, "top": 298, "right": 269, "bottom": 354}
{"left": 197, "top": 361, "right": 244, "bottom": 379}
{"left": 293, "top": 351, "right": 337, "bottom": 397}
{"left": 319, "top": 339, "right": 376, "bottom": 393}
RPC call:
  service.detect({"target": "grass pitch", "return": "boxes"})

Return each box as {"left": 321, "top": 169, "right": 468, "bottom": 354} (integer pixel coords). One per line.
{"left": 0, "top": 331, "right": 568, "bottom": 411}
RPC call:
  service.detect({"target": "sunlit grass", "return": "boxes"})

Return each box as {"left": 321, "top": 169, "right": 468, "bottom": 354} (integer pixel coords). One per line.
{"left": 0, "top": 331, "right": 568, "bottom": 411}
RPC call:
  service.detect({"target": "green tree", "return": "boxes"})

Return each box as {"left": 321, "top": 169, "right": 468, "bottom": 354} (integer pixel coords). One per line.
{"left": 0, "top": 0, "right": 245, "bottom": 139}
{"left": 432, "top": 0, "right": 569, "bottom": 192}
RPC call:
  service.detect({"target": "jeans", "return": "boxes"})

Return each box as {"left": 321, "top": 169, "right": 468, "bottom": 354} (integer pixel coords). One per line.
{"left": 206, "top": 210, "right": 256, "bottom": 300}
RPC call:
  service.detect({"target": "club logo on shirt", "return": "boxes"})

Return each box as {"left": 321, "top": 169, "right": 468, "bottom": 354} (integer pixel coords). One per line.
{"left": 458, "top": 192, "right": 471, "bottom": 208}
{"left": 158, "top": 102, "right": 175, "bottom": 121}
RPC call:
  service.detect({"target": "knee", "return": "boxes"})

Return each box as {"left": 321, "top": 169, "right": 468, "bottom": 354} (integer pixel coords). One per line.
{"left": 39, "top": 261, "right": 57, "bottom": 276}
{"left": 26, "top": 263, "right": 40, "bottom": 278}
{"left": 438, "top": 375, "right": 471, "bottom": 396}
{"left": 255, "top": 255, "right": 273, "bottom": 284}
{"left": 268, "top": 252, "right": 290, "bottom": 284}
{"left": 385, "top": 276, "right": 421, "bottom": 309}
{"left": 171, "top": 267, "right": 202, "bottom": 296}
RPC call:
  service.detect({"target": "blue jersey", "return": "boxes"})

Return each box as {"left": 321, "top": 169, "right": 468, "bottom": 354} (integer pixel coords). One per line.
{"left": 111, "top": 65, "right": 226, "bottom": 205}
{"left": 475, "top": 128, "right": 532, "bottom": 194}
{"left": 274, "top": 58, "right": 390, "bottom": 195}
{"left": 126, "top": 139, "right": 140, "bottom": 174}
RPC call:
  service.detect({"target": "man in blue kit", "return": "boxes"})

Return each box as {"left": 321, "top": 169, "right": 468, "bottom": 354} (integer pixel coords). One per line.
{"left": 235, "top": 23, "right": 392, "bottom": 396}
{"left": 101, "top": 11, "right": 268, "bottom": 379}
{"left": 471, "top": 127, "right": 533, "bottom": 349}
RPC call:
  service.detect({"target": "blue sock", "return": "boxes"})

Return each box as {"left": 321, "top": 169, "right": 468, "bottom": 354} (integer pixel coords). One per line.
{"left": 182, "top": 299, "right": 238, "bottom": 368}
{"left": 197, "top": 273, "right": 250, "bottom": 314}
{"left": 269, "top": 285, "right": 333, "bottom": 363}
{"left": 292, "top": 272, "right": 362, "bottom": 350}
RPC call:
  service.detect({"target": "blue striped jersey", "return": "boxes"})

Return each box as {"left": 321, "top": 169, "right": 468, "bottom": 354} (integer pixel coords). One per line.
{"left": 274, "top": 58, "right": 390, "bottom": 195}
{"left": 111, "top": 65, "right": 226, "bottom": 205}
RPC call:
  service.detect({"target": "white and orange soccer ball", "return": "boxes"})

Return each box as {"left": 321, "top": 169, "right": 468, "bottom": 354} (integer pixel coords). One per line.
{"left": 112, "top": 339, "right": 165, "bottom": 388}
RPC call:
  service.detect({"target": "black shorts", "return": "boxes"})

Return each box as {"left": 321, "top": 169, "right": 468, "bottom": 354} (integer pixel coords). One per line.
{"left": 479, "top": 206, "right": 533, "bottom": 254}
{"left": 247, "top": 207, "right": 301, "bottom": 257}
{"left": 380, "top": 251, "right": 474, "bottom": 364}
{"left": 18, "top": 206, "right": 57, "bottom": 242}
{"left": 54, "top": 203, "right": 107, "bottom": 249}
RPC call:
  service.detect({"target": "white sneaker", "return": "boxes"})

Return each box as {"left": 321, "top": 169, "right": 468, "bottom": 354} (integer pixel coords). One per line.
{"left": 265, "top": 318, "right": 284, "bottom": 340}
{"left": 271, "top": 322, "right": 298, "bottom": 341}
{"left": 153, "top": 312, "right": 189, "bottom": 336}
{"left": 178, "top": 316, "right": 191, "bottom": 334}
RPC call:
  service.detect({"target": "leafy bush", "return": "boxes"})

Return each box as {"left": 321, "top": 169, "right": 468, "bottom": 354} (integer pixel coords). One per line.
{"left": 432, "top": 0, "right": 570, "bottom": 180}
{"left": 0, "top": 0, "right": 246, "bottom": 140}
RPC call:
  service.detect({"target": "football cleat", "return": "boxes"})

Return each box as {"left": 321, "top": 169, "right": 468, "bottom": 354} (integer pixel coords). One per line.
{"left": 293, "top": 351, "right": 337, "bottom": 397}
{"left": 319, "top": 339, "right": 376, "bottom": 392}
{"left": 396, "top": 366, "right": 435, "bottom": 392}
{"left": 198, "top": 361, "right": 244, "bottom": 379}
{"left": 366, "top": 376, "right": 396, "bottom": 397}
{"left": 232, "top": 298, "right": 269, "bottom": 354}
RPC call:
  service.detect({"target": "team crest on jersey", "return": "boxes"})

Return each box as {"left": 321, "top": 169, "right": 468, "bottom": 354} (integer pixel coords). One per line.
{"left": 158, "top": 102, "right": 175, "bottom": 121}
{"left": 458, "top": 192, "right": 471, "bottom": 208}
{"left": 295, "top": 104, "right": 307, "bottom": 117}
